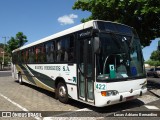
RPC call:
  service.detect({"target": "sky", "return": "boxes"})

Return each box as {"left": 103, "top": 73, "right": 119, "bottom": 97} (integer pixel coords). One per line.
{"left": 0, "top": 0, "right": 90, "bottom": 43}
{"left": 0, "top": 0, "right": 159, "bottom": 61}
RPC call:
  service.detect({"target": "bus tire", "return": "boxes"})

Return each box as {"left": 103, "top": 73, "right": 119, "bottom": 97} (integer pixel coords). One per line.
{"left": 18, "top": 74, "right": 23, "bottom": 85}
{"left": 57, "top": 82, "right": 68, "bottom": 103}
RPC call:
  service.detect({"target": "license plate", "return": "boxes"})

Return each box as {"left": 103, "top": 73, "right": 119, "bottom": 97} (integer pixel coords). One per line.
{"left": 126, "top": 96, "right": 134, "bottom": 101}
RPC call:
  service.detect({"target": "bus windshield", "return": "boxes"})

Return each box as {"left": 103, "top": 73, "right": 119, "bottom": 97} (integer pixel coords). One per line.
{"left": 96, "top": 32, "right": 145, "bottom": 80}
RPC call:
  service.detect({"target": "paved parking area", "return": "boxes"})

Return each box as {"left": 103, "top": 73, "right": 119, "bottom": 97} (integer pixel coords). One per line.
{"left": 1, "top": 72, "right": 160, "bottom": 120}
{"left": 0, "top": 75, "right": 87, "bottom": 119}
{"left": 0, "top": 75, "right": 82, "bottom": 111}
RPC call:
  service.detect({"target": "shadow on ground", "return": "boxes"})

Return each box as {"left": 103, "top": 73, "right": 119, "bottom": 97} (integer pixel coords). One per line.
{"left": 147, "top": 79, "right": 160, "bottom": 90}
{"left": 14, "top": 79, "right": 145, "bottom": 117}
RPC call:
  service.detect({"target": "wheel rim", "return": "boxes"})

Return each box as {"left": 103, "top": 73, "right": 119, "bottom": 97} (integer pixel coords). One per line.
{"left": 19, "top": 76, "right": 21, "bottom": 83}
{"left": 59, "top": 86, "right": 66, "bottom": 97}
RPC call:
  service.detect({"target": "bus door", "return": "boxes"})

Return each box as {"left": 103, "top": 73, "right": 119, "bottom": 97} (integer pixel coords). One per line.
{"left": 78, "top": 38, "right": 94, "bottom": 102}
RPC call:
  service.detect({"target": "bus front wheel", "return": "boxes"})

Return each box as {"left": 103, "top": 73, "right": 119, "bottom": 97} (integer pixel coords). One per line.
{"left": 57, "top": 82, "right": 68, "bottom": 103}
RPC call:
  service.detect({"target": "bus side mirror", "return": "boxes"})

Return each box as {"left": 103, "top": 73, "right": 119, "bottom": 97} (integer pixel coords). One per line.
{"left": 93, "top": 37, "right": 100, "bottom": 54}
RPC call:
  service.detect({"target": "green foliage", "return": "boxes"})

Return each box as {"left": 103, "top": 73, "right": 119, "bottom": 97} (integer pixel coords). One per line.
{"left": 5, "top": 32, "right": 28, "bottom": 55}
{"left": 5, "top": 37, "right": 19, "bottom": 54}
{"left": 0, "top": 43, "right": 4, "bottom": 48}
{"left": 145, "top": 50, "right": 160, "bottom": 67}
{"left": 16, "top": 32, "right": 28, "bottom": 47}
{"left": 150, "top": 50, "right": 160, "bottom": 61}
{"left": 145, "top": 59, "right": 160, "bottom": 67}
{"left": 0, "top": 57, "right": 2, "bottom": 62}
{"left": 73, "top": 0, "right": 160, "bottom": 46}
{"left": 0, "top": 56, "right": 10, "bottom": 65}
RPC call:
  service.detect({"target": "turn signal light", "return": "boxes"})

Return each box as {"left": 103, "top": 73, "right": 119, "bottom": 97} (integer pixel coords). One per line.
{"left": 101, "top": 91, "right": 107, "bottom": 96}
{"left": 101, "top": 90, "right": 119, "bottom": 96}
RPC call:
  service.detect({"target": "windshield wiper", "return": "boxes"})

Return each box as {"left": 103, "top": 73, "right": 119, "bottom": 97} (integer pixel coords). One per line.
{"left": 103, "top": 56, "right": 109, "bottom": 74}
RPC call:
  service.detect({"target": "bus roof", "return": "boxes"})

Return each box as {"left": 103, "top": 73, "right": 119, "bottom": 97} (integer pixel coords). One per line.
{"left": 12, "top": 20, "right": 96, "bottom": 52}
{"left": 12, "top": 20, "right": 131, "bottom": 52}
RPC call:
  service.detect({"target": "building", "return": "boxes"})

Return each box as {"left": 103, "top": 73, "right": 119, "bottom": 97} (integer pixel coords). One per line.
{"left": 0, "top": 48, "right": 4, "bottom": 58}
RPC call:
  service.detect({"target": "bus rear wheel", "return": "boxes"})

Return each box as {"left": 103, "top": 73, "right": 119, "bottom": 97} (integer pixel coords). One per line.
{"left": 57, "top": 82, "right": 68, "bottom": 103}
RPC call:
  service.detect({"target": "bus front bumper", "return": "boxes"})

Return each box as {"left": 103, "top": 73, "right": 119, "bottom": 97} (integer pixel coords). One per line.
{"left": 94, "top": 88, "right": 147, "bottom": 107}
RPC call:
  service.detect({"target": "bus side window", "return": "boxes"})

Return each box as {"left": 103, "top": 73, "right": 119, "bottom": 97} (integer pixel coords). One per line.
{"left": 62, "top": 37, "right": 69, "bottom": 61}
{"left": 51, "top": 41, "right": 55, "bottom": 62}
{"left": 23, "top": 50, "right": 26, "bottom": 63}
{"left": 68, "top": 35, "right": 74, "bottom": 61}
{"left": 17, "top": 52, "right": 19, "bottom": 63}
{"left": 28, "top": 49, "right": 31, "bottom": 63}
{"left": 21, "top": 51, "right": 24, "bottom": 63}
{"left": 12, "top": 53, "right": 15, "bottom": 64}
{"left": 35, "top": 45, "right": 42, "bottom": 63}
{"left": 15, "top": 52, "right": 18, "bottom": 63}
{"left": 29, "top": 47, "right": 35, "bottom": 63}
{"left": 25, "top": 49, "right": 29, "bottom": 63}
{"left": 41, "top": 44, "right": 46, "bottom": 63}
{"left": 56, "top": 35, "right": 74, "bottom": 62}
{"left": 56, "top": 40, "right": 62, "bottom": 62}
{"left": 57, "top": 37, "right": 70, "bottom": 62}
{"left": 46, "top": 41, "right": 54, "bottom": 62}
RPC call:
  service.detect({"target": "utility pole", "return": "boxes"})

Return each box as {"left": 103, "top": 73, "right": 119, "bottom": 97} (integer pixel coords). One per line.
{"left": 2, "top": 37, "right": 9, "bottom": 69}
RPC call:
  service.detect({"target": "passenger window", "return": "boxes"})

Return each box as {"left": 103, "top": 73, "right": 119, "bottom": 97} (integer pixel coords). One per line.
{"left": 12, "top": 53, "right": 16, "bottom": 64}
{"left": 56, "top": 39, "right": 64, "bottom": 62}
{"left": 41, "top": 44, "right": 46, "bottom": 63}
{"left": 56, "top": 35, "right": 74, "bottom": 62}
{"left": 45, "top": 41, "right": 55, "bottom": 62}
{"left": 29, "top": 47, "right": 35, "bottom": 63}
{"left": 68, "top": 35, "right": 74, "bottom": 61}
{"left": 35, "top": 45, "right": 42, "bottom": 63}
{"left": 62, "top": 37, "right": 69, "bottom": 61}
{"left": 25, "top": 49, "right": 29, "bottom": 63}
{"left": 21, "top": 51, "right": 25, "bottom": 63}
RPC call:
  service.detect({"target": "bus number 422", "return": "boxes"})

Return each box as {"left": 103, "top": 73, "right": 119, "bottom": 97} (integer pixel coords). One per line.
{"left": 96, "top": 83, "right": 106, "bottom": 90}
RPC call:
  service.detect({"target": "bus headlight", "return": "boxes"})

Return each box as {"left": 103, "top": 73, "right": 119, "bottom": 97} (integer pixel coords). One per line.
{"left": 101, "top": 90, "right": 119, "bottom": 96}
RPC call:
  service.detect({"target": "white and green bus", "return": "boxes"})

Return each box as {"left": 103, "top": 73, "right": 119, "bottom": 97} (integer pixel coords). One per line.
{"left": 12, "top": 20, "right": 147, "bottom": 107}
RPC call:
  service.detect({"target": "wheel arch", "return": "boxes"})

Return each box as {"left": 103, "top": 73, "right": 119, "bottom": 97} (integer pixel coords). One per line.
{"left": 55, "top": 77, "right": 66, "bottom": 89}
{"left": 55, "top": 77, "right": 69, "bottom": 103}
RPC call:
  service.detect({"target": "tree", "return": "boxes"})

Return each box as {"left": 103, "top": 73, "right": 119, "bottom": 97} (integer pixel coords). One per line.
{"left": 0, "top": 56, "right": 10, "bottom": 66}
{"left": 5, "top": 37, "right": 19, "bottom": 54}
{"left": 5, "top": 32, "right": 28, "bottom": 55}
{"left": 146, "top": 50, "right": 160, "bottom": 67}
{"left": 73, "top": 0, "right": 160, "bottom": 46}
{"left": 150, "top": 50, "right": 160, "bottom": 61}
{"left": 0, "top": 43, "right": 4, "bottom": 48}
{"left": 16, "top": 32, "right": 28, "bottom": 47}
{"left": 145, "top": 59, "right": 160, "bottom": 67}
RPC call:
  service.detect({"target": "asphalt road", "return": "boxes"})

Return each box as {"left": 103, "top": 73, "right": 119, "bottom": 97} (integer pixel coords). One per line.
{"left": 0, "top": 71, "right": 160, "bottom": 120}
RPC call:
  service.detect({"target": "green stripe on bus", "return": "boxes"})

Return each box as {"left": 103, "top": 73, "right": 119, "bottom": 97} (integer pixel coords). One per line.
{"left": 19, "top": 64, "right": 36, "bottom": 84}
{"left": 26, "top": 65, "right": 55, "bottom": 89}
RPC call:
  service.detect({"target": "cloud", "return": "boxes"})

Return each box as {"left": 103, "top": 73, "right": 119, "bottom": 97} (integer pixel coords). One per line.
{"left": 58, "top": 14, "right": 78, "bottom": 25}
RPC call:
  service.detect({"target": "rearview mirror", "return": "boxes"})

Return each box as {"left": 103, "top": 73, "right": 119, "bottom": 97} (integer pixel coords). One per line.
{"left": 93, "top": 37, "right": 100, "bottom": 54}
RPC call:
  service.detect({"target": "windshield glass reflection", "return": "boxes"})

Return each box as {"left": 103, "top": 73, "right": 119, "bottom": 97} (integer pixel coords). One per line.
{"left": 97, "top": 33, "right": 145, "bottom": 80}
